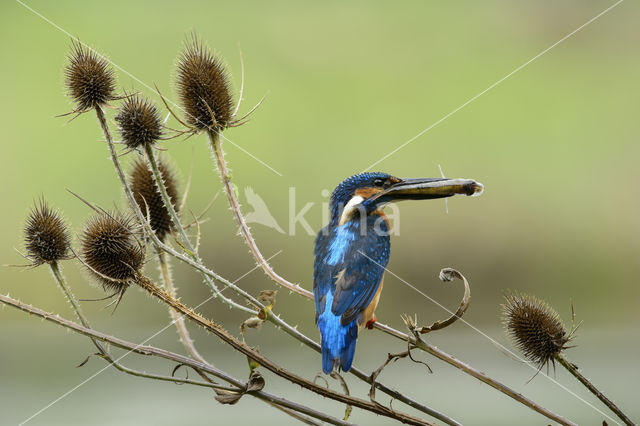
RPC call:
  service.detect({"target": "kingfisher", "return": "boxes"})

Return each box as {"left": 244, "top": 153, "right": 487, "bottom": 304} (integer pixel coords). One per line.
{"left": 314, "top": 172, "right": 483, "bottom": 374}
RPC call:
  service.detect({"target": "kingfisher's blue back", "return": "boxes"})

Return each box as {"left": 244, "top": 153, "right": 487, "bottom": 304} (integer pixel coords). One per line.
{"left": 313, "top": 214, "right": 390, "bottom": 373}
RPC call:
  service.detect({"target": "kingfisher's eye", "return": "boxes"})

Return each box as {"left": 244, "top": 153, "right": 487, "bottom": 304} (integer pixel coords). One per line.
{"left": 372, "top": 178, "right": 385, "bottom": 187}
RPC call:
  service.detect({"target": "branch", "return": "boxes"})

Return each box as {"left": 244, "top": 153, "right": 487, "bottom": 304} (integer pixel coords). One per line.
{"left": 156, "top": 248, "right": 215, "bottom": 380}
{"left": 376, "top": 321, "right": 576, "bottom": 426}
{"left": 47, "top": 262, "right": 235, "bottom": 392}
{"left": 206, "top": 129, "right": 310, "bottom": 298}
{"left": 555, "top": 354, "right": 634, "bottom": 426}
{"left": 0, "top": 293, "right": 355, "bottom": 426}
{"left": 134, "top": 274, "right": 433, "bottom": 425}
{"left": 95, "top": 105, "right": 252, "bottom": 314}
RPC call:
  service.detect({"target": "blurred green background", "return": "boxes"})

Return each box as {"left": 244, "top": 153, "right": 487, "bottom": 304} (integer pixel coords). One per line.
{"left": 1, "top": 1, "right": 638, "bottom": 425}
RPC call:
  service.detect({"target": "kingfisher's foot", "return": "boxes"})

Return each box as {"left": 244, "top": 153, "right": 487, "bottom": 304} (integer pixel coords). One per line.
{"left": 365, "top": 315, "right": 377, "bottom": 330}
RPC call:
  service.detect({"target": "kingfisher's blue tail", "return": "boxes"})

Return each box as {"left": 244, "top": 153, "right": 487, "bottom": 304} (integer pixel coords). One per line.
{"left": 318, "top": 298, "right": 359, "bottom": 373}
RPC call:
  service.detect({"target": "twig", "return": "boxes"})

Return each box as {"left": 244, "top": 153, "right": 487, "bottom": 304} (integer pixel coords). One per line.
{"left": 376, "top": 321, "right": 576, "bottom": 426}
{"left": 0, "top": 293, "right": 353, "bottom": 426}
{"left": 157, "top": 249, "right": 208, "bottom": 365}
{"left": 555, "top": 354, "right": 634, "bottom": 426}
{"left": 156, "top": 248, "right": 218, "bottom": 393}
{"left": 206, "top": 129, "right": 310, "bottom": 298}
{"left": 47, "top": 262, "right": 229, "bottom": 392}
{"left": 94, "top": 105, "right": 251, "bottom": 314}
{"left": 133, "top": 274, "right": 433, "bottom": 425}
{"left": 406, "top": 268, "right": 471, "bottom": 334}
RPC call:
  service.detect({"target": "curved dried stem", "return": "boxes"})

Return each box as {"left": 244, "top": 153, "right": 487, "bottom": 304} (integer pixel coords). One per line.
{"left": 228, "top": 93, "right": 267, "bottom": 127}
{"left": 403, "top": 267, "right": 471, "bottom": 334}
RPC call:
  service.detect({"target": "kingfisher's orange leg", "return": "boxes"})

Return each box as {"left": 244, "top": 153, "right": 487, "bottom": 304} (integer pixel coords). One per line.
{"left": 365, "top": 314, "right": 377, "bottom": 330}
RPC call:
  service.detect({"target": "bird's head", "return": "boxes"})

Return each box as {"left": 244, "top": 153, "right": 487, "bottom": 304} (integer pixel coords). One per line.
{"left": 329, "top": 172, "right": 484, "bottom": 225}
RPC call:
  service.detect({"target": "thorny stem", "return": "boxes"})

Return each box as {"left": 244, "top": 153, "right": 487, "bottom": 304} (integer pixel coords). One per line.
{"left": 47, "top": 262, "right": 230, "bottom": 392}
{"left": 555, "top": 354, "right": 634, "bottom": 426}
{"left": 95, "top": 106, "right": 250, "bottom": 314}
{"left": 98, "top": 106, "right": 381, "bottom": 421}
{"left": 0, "top": 294, "right": 353, "bottom": 426}
{"left": 157, "top": 249, "right": 208, "bottom": 365}
{"left": 206, "top": 130, "right": 309, "bottom": 298}
{"left": 262, "top": 309, "right": 461, "bottom": 426}
{"left": 142, "top": 141, "right": 252, "bottom": 313}
{"left": 134, "top": 274, "right": 433, "bottom": 426}
{"left": 98, "top": 108, "right": 320, "bottom": 423}
{"left": 156, "top": 248, "right": 218, "bottom": 390}
{"left": 376, "top": 322, "right": 577, "bottom": 426}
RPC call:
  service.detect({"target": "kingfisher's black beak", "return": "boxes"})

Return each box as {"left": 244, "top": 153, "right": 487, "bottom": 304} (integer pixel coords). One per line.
{"left": 377, "top": 177, "right": 484, "bottom": 201}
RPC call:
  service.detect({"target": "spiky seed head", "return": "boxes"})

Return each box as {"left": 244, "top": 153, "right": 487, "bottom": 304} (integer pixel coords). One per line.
{"left": 80, "top": 211, "right": 144, "bottom": 292}
{"left": 64, "top": 41, "right": 117, "bottom": 112}
{"left": 502, "top": 292, "right": 569, "bottom": 368}
{"left": 115, "top": 95, "right": 163, "bottom": 149}
{"left": 24, "top": 200, "right": 71, "bottom": 265}
{"left": 130, "top": 157, "right": 179, "bottom": 241}
{"left": 176, "top": 36, "right": 233, "bottom": 131}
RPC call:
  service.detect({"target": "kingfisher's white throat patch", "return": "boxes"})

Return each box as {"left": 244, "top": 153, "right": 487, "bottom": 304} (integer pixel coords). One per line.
{"left": 339, "top": 195, "right": 365, "bottom": 225}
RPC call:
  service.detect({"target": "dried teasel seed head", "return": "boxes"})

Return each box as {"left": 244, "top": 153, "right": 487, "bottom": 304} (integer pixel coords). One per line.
{"left": 130, "top": 157, "right": 179, "bottom": 241}
{"left": 80, "top": 211, "right": 144, "bottom": 292}
{"left": 24, "top": 200, "right": 71, "bottom": 265}
{"left": 502, "top": 292, "right": 569, "bottom": 368}
{"left": 176, "top": 36, "right": 233, "bottom": 131}
{"left": 64, "top": 41, "right": 117, "bottom": 112}
{"left": 115, "top": 95, "right": 163, "bottom": 149}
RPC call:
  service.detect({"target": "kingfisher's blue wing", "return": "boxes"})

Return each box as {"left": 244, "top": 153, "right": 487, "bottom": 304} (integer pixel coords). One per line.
{"left": 313, "top": 221, "right": 390, "bottom": 326}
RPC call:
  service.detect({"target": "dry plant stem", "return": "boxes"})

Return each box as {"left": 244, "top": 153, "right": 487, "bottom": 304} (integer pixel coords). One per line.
{"left": 262, "top": 310, "right": 461, "bottom": 426}
{"left": 139, "top": 140, "right": 453, "bottom": 424}
{"left": 155, "top": 250, "right": 225, "bottom": 392}
{"left": 555, "top": 354, "right": 634, "bottom": 426}
{"left": 376, "top": 322, "right": 576, "bottom": 426}
{"left": 0, "top": 294, "right": 353, "bottom": 426}
{"left": 206, "top": 130, "right": 308, "bottom": 298}
{"left": 97, "top": 109, "right": 316, "bottom": 421}
{"left": 95, "top": 106, "right": 250, "bottom": 314}
{"left": 47, "top": 262, "right": 227, "bottom": 391}
{"left": 135, "top": 275, "right": 432, "bottom": 426}
{"left": 157, "top": 249, "right": 208, "bottom": 365}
